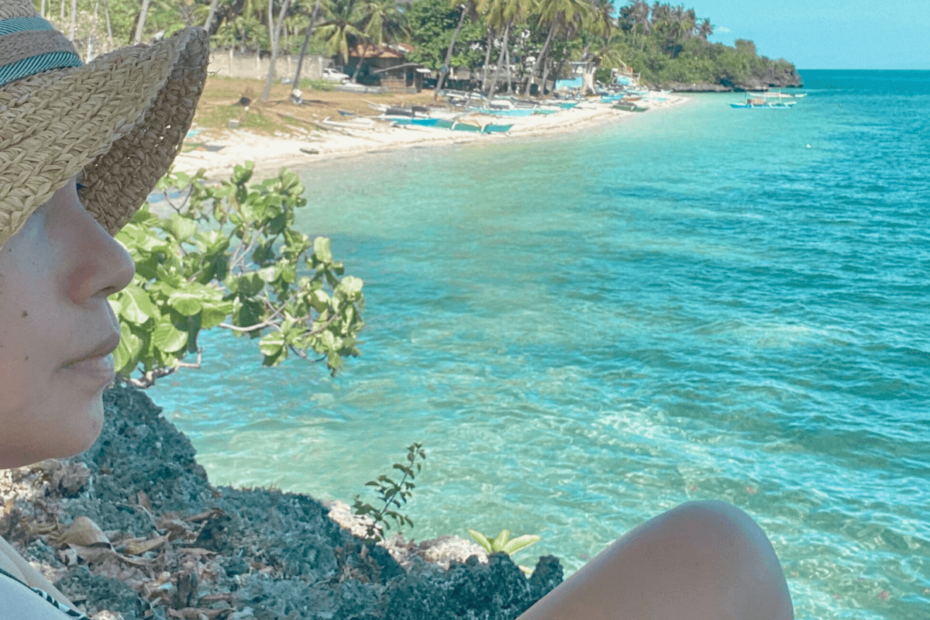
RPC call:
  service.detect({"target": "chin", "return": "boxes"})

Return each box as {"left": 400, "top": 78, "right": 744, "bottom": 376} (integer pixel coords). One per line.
{"left": 44, "top": 393, "right": 106, "bottom": 462}
{"left": 62, "top": 398, "right": 106, "bottom": 458}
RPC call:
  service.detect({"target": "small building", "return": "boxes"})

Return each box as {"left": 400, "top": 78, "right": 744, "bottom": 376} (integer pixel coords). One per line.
{"left": 343, "top": 43, "right": 426, "bottom": 92}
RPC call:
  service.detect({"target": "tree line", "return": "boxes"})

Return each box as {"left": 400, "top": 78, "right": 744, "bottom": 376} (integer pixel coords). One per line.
{"left": 38, "top": 0, "right": 799, "bottom": 96}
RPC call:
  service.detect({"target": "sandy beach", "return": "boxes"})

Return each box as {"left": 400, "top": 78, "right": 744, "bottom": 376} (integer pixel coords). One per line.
{"left": 173, "top": 95, "right": 691, "bottom": 181}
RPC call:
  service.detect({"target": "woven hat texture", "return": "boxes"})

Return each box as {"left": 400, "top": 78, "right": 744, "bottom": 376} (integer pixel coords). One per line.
{"left": 0, "top": 0, "right": 209, "bottom": 248}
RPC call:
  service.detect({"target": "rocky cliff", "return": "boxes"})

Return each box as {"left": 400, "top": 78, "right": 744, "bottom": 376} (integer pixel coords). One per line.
{"left": 0, "top": 386, "right": 563, "bottom": 620}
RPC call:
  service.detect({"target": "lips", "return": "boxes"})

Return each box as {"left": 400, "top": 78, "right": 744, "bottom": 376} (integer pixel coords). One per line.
{"left": 63, "top": 332, "right": 121, "bottom": 368}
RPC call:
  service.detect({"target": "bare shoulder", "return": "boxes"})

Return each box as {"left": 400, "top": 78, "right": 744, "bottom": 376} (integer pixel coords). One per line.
{"left": 0, "top": 576, "right": 73, "bottom": 620}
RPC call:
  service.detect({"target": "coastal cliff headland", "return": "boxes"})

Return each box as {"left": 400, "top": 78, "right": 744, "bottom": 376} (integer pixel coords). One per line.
{"left": 0, "top": 386, "right": 563, "bottom": 620}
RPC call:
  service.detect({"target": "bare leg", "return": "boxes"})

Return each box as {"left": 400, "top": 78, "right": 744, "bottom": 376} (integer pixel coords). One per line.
{"left": 519, "top": 500, "right": 793, "bottom": 620}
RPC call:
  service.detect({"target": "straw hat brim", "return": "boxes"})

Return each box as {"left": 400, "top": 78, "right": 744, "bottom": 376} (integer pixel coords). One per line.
{"left": 0, "top": 27, "right": 209, "bottom": 247}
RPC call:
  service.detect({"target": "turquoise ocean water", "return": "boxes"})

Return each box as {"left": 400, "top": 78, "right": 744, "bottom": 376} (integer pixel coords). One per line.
{"left": 150, "top": 71, "right": 930, "bottom": 619}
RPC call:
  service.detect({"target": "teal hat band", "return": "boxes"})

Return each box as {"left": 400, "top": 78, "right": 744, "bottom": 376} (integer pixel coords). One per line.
{"left": 0, "top": 16, "right": 82, "bottom": 88}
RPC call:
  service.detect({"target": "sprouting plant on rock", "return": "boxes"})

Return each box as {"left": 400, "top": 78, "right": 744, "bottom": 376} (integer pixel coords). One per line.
{"left": 352, "top": 443, "right": 426, "bottom": 544}
{"left": 468, "top": 528, "right": 541, "bottom": 575}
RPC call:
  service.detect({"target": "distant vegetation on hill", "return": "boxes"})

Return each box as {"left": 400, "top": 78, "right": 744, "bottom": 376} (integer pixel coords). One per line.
{"left": 42, "top": 0, "right": 800, "bottom": 93}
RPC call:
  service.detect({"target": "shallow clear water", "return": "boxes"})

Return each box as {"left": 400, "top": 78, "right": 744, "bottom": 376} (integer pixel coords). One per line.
{"left": 150, "top": 71, "right": 930, "bottom": 619}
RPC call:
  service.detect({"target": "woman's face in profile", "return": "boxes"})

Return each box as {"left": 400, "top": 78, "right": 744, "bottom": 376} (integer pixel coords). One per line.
{"left": 0, "top": 179, "right": 135, "bottom": 469}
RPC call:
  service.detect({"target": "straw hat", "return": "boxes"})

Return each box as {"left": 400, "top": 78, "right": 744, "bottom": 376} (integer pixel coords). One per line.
{"left": 0, "top": 0, "right": 209, "bottom": 248}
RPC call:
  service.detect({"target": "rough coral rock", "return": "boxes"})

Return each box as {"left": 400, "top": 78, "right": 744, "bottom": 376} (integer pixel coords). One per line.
{"left": 0, "top": 385, "right": 563, "bottom": 619}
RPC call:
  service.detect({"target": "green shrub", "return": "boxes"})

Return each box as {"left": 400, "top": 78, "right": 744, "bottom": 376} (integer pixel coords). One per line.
{"left": 111, "top": 162, "right": 364, "bottom": 387}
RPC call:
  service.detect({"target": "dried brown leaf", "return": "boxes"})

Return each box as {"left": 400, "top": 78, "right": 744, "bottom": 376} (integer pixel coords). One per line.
{"left": 26, "top": 522, "right": 60, "bottom": 536}
{"left": 124, "top": 535, "right": 169, "bottom": 556}
{"left": 178, "top": 547, "right": 217, "bottom": 557}
{"left": 137, "top": 491, "right": 152, "bottom": 511}
{"left": 54, "top": 517, "right": 110, "bottom": 548}
{"left": 69, "top": 544, "right": 153, "bottom": 567}
{"left": 184, "top": 508, "right": 225, "bottom": 523}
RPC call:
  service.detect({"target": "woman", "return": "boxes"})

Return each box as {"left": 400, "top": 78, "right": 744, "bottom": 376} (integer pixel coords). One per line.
{"left": 0, "top": 2, "right": 794, "bottom": 617}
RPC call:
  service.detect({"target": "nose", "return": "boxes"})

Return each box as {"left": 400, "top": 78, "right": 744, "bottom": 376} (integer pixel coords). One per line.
{"left": 63, "top": 199, "right": 136, "bottom": 305}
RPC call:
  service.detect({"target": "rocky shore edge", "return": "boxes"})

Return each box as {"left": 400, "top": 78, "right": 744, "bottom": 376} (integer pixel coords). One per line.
{"left": 0, "top": 386, "right": 563, "bottom": 620}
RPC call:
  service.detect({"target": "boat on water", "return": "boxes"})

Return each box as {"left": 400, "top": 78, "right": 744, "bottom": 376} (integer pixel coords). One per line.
{"left": 730, "top": 91, "right": 798, "bottom": 109}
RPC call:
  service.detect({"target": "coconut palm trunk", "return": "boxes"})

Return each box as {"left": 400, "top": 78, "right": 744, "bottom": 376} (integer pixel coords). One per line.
{"left": 434, "top": 5, "right": 467, "bottom": 101}
{"left": 529, "top": 21, "right": 556, "bottom": 95}
{"left": 292, "top": 0, "right": 323, "bottom": 94}
{"left": 261, "top": 0, "right": 292, "bottom": 101}
{"left": 351, "top": 45, "right": 365, "bottom": 82}
{"left": 480, "top": 28, "right": 494, "bottom": 92}
{"left": 133, "top": 0, "right": 151, "bottom": 44}
{"left": 504, "top": 36, "right": 513, "bottom": 93}
{"left": 104, "top": 0, "right": 113, "bottom": 50}
{"left": 486, "top": 20, "right": 509, "bottom": 96}
{"left": 204, "top": 0, "right": 220, "bottom": 32}
{"left": 88, "top": 0, "right": 99, "bottom": 60}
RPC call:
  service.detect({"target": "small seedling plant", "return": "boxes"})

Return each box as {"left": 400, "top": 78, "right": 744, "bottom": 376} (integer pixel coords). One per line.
{"left": 468, "top": 528, "right": 542, "bottom": 575}
{"left": 352, "top": 443, "right": 426, "bottom": 544}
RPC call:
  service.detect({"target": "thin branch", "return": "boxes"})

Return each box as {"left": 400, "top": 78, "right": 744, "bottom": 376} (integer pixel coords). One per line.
{"left": 218, "top": 320, "right": 275, "bottom": 333}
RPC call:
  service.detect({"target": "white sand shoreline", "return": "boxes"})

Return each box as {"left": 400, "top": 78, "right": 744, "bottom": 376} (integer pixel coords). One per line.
{"left": 173, "top": 95, "right": 692, "bottom": 182}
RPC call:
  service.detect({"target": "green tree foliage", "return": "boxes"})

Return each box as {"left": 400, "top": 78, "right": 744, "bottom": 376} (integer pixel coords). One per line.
{"left": 405, "top": 0, "right": 486, "bottom": 71}
{"left": 110, "top": 163, "right": 364, "bottom": 388}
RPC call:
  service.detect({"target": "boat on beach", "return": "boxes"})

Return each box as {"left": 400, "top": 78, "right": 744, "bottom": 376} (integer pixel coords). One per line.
{"left": 613, "top": 102, "right": 648, "bottom": 112}
{"left": 481, "top": 122, "right": 514, "bottom": 134}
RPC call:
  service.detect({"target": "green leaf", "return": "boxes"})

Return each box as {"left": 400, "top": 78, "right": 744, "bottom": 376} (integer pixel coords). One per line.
{"left": 152, "top": 319, "right": 188, "bottom": 353}
{"left": 337, "top": 276, "right": 364, "bottom": 299}
{"left": 492, "top": 529, "right": 511, "bottom": 551}
{"left": 501, "top": 535, "right": 541, "bottom": 556}
{"left": 125, "top": 284, "right": 160, "bottom": 318}
{"left": 166, "top": 213, "right": 198, "bottom": 242}
{"left": 257, "top": 266, "right": 277, "bottom": 282}
{"left": 114, "top": 322, "right": 142, "bottom": 376}
{"left": 168, "top": 289, "right": 204, "bottom": 316}
{"left": 259, "top": 331, "right": 286, "bottom": 357}
{"left": 467, "top": 529, "right": 492, "bottom": 554}
{"left": 313, "top": 237, "right": 334, "bottom": 265}
{"left": 200, "top": 300, "right": 234, "bottom": 329}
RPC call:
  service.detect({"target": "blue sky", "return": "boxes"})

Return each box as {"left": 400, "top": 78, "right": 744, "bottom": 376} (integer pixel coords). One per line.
{"left": 681, "top": 0, "right": 930, "bottom": 70}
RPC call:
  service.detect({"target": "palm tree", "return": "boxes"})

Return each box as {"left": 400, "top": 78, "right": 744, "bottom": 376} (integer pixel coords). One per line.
{"left": 316, "top": 0, "right": 366, "bottom": 69}
{"left": 434, "top": 0, "right": 479, "bottom": 100}
{"left": 69, "top": 0, "right": 77, "bottom": 40}
{"left": 104, "top": 0, "right": 113, "bottom": 50}
{"left": 133, "top": 0, "right": 152, "bottom": 44}
{"left": 697, "top": 17, "right": 712, "bottom": 41}
{"left": 261, "top": 0, "right": 292, "bottom": 101}
{"left": 479, "top": 0, "right": 530, "bottom": 95}
{"left": 346, "top": 0, "right": 405, "bottom": 82}
{"left": 292, "top": 0, "right": 326, "bottom": 94}
{"left": 204, "top": 0, "right": 221, "bottom": 32}
{"left": 361, "top": 0, "right": 406, "bottom": 48}
{"left": 532, "top": 0, "right": 591, "bottom": 94}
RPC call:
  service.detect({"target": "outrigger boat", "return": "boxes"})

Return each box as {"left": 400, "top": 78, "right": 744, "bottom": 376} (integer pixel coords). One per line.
{"left": 730, "top": 91, "right": 798, "bottom": 109}
{"left": 613, "top": 102, "right": 647, "bottom": 113}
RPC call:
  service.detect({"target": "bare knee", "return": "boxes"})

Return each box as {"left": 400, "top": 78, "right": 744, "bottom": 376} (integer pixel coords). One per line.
{"left": 663, "top": 500, "right": 794, "bottom": 620}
